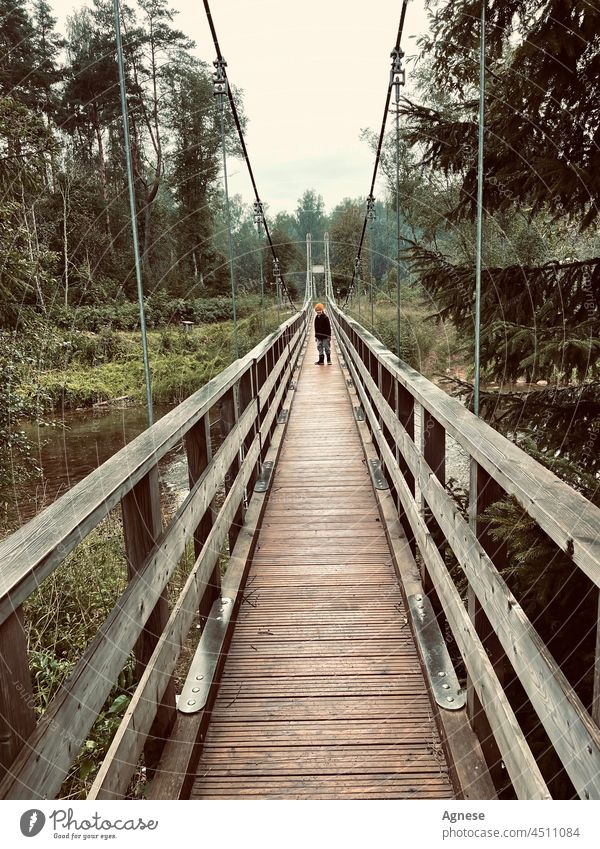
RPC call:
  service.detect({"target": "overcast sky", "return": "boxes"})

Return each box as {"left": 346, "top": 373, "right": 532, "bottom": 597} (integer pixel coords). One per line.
{"left": 53, "top": 1, "right": 430, "bottom": 215}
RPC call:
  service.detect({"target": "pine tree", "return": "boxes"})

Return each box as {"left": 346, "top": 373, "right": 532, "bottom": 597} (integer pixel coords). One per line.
{"left": 397, "top": 0, "right": 599, "bottom": 482}
{"left": 395, "top": 1, "right": 600, "bottom": 754}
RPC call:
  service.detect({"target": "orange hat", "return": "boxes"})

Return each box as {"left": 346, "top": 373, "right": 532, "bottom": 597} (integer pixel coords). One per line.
{"left": 315, "top": 303, "right": 324, "bottom": 311}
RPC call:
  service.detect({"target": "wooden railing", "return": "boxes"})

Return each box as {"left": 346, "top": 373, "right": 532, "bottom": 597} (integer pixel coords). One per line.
{"left": 0, "top": 306, "right": 309, "bottom": 800}
{"left": 330, "top": 302, "right": 600, "bottom": 801}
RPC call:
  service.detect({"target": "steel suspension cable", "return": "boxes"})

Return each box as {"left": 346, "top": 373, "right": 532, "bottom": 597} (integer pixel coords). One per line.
{"left": 112, "top": 0, "right": 153, "bottom": 426}
{"left": 343, "top": 0, "right": 408, "bottom": 309}
{"left": 203, "top": 0, "right": 296, "bottom": 312}
{"left": 474, "top": 2, "right": 486, "bottom": 417}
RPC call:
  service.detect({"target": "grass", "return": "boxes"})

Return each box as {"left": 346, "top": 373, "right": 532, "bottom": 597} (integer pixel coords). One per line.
{"left": 21, "top": 305, "right": 286, "bottom": 411}
{"left": 345, "top": 287, "right": 463, "bottom": 379}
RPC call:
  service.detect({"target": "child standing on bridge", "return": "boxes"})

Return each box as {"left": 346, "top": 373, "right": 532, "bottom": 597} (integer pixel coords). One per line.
{"left": 314, "top": 303, "right": 331, "bottom": 365}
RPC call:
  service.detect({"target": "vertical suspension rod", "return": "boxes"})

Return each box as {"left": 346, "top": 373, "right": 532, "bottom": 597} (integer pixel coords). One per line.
{"left": 395, "top": 84, "right": 401, "bottom": 359}
{"left": 216, "top": 81, "right": 239, "bottom": 359}
{"left": 343, "top": 0, "right": 409, "bottom": 308}
{"left": 203, "top": 0, "right": 296, "bottom": 311}
{"left": 474, "top": 1, "right": 486, "bottom": 416}
{"left": 112, "top": 0, "right": 153, "bottom": 426}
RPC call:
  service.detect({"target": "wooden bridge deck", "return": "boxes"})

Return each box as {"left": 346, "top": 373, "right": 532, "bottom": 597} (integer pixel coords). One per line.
{"left": 190, "top": 342, "right": 454, "bottom": 799}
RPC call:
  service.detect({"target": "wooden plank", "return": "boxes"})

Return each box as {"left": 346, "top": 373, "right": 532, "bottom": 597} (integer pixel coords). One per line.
{"left": 122, "top": 465, "right": 175, "bottom": 771}
{"left": 191, "top": 343, "right": 455, "bottom": 801}
{"left": 343, "top": 369, "right": 495, "bottom": 801}
{"left": 594, "top": 595, "right": 600, "bottom": 727}
{"left": 0, "top": 315, "right": 303, "bottom": 629}
{"left": 467, "top": 459, "right": 510, "bottom": 790}
{"left": 149, "top": 370, "right": 302, "bottom": 799}
{"left": 0, "top": 609, "right": 37, "bottom": 782}
{"left": 88, "top": 436, "right": 262, "bottom": 799}
{"left": 0, "top": 399, "right": 261, "bottom": 800}
{"left": 185, "top": 413, "right": 219, "bottom": 622}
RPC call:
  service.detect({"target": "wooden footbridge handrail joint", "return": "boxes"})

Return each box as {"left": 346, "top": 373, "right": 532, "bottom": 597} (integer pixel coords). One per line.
{"left": 330, "top": 302, "right": 600, "bottom": 800}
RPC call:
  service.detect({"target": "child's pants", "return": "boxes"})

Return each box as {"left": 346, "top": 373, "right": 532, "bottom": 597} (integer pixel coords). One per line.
{"left": 317, "top": 338, "right": 331, "bottom": 359}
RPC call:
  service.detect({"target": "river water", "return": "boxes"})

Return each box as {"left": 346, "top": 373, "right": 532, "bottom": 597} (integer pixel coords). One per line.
{"left": 10, "top": 390, "right": 474, "bottom": 531}
{"left": 11, "top": 404, "right": 190, "bottom": 527}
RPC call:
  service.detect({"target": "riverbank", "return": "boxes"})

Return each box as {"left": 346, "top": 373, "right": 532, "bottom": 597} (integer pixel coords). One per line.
{"left": 20, "top": 304, "right": 285, "bottom": 412}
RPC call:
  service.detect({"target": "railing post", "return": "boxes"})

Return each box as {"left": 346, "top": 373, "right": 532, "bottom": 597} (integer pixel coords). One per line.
{"left": 220, "top": 384, "right": 241, "bottom": 553}
{"left": 379, "top": 362, "right": 399, "bottom": 509}
{"left": 122, "top": 465, "right": 176, "bottom": 772}
{"left": 185, "top": 413, "right": 219, "bottom": 623}
{"left": 239, "top": 365, "right": 258, "bottom": 491}
{"left": 422, "top": 409, "right": 446, "bottom": 607}
{"left": 397, "top": 383, "right": 416, "bottom": 554}
{"left": 256, "top": 352, "right": 269, "bottom": 463}
{"left": 594, "top": 598, "right": 600, "bottom": 726}
{"left": 468, "top": 458, "right": 511, "bottom": 792}
{"left": 0, "top": 609, "right": 37, "bottom": 781}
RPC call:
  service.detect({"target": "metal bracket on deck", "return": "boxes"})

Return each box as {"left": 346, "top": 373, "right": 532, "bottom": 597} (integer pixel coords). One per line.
{"left": 254, "top": 460, "right": 275, "bottom": 492}
{"left": 408, "top": 593, "right": 465, "bottom": 711}
{"left": 289, "top": 382, "right": 296, "bottom": 390}
{"left": 177, "top": 597, "right": 233, "bottom": 714}
{"left": 368, "top": 458, "right": 389, "bottom": 490}
{"left": 346, "top": 378, "right": 354, "bottom": 389}
{"left": 277, "top": 408, "right": 289, "bottom": 424}
{"left": 353, "top": 405, "right": 365, "bottom": 421}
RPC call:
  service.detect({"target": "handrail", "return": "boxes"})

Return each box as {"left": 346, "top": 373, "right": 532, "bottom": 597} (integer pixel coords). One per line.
{"left": 0, "top": 311, "right": 304, "bottom": 627}
{"left": 329, "top": 300, "right": 600, "bottom": 800}
{"left": 0, "top": 305, "right": 310, "bottom": 799}
{"left": 332, "top": 309, "right": 600, "bottom": 587}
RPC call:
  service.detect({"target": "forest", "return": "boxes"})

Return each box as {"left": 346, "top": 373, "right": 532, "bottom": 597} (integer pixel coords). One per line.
{"left": 0, "top": 0, "right": 599, "bottom": 799}
{"left": 1, "top": 0, "right": 598, "bottom": 529}
{"left": 0, "top": 0, "right": 598, "bottom": 543}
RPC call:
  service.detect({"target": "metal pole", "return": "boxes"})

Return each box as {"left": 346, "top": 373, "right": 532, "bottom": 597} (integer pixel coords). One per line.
{"left": 474, "top": 1, "right": 486, "bottom": 416}
{"left": 218, "top": 100, "right": 239, "bottom": 359}
{"left": 113, "top": 0, "right": 153, "bottom": 425}
{"left": 370, "top": 217, "right": 374, "bottom": 329}
{"left": 391, "top": 45, "right": 405, "bottom": 359}
{"left": 254, "top": 201, "right": 265, "bottom": 334}
{"left": 395, "top": 95, "right": 401, "bottom": 359}
{"left": 258, "top": 224, "right": 264, "bottom": 333}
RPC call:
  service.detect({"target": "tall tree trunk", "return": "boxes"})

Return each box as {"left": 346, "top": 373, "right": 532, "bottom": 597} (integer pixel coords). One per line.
{"left": 61, "top": 182, "right": 69, "bottom": 307}
{"left": 92, "top": 103, "right": 115, "bottom": 258}
{"left": 20, "top": 181, "right": 46, "bottom": 315}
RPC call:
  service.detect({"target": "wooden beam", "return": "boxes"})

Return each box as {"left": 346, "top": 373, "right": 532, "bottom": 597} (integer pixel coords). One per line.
{"left": 89, "top": 346, "right": 304, "bottom": 800}
{"left": 0, "top": 609, "right": 36, "bottom": 782}
{"left": 343, "top": 370, "right": 495, "bottom": 801}
{"left": 185, "top": 414, "right": 218, "bottom": 623}
{"left": 594, "top": 594, "right": 600, "bottom": 727}
{"left": 467, "top": 459, "right": 510, "bottom": 792}
{"left": 122, "top": 466, "right": 175, "bottom": 773}
{"left": 335, "top": 323, "right": 549, "bottom": 799}
{"left": 0, "top": 312, "right": 308, "bottom": 631}
{"left": 0, "top": 401, "right": 260, "bottom": 800}
{"left": 88, "top": 437, "right": 262, "bottom": 799}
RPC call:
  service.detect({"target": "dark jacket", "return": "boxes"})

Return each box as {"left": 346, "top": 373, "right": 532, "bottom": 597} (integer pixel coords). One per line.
{"left": 314, "top": 313, "right": 331, "bottom": 339}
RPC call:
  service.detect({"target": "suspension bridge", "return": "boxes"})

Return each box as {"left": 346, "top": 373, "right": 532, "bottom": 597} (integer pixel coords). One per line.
{"left": 1, "top": 0, "right": 600, "bottom": 802}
